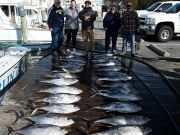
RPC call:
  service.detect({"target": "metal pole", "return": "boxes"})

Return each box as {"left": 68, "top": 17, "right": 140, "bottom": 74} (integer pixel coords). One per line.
{"left": 21, "top": 16, "right": 28, "bottom": 44}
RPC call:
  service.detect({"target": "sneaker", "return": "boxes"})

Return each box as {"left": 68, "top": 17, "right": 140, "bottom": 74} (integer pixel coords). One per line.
{"left": 112, "top": 50, "right": 117, "bottom": 54}
{"left": 121, "top": 52, "right": 126, "bottom": 55}
{"left": 66, "top": 49, "right": 70, "bottom": 52}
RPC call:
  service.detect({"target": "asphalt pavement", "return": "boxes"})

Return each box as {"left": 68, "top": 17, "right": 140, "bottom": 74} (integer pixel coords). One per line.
{"left": 88, "top": 20, "right": 180, "bottom": 91}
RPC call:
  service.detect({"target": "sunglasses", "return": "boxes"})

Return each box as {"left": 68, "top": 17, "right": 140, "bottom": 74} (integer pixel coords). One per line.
{"left": 111, "top": 8, "right": 116, "bottom": 10}
{"left": 127, "top": 5, "right": 132, "bottom": 7}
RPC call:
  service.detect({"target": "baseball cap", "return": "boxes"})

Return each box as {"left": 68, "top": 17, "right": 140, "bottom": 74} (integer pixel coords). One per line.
{"left": 127, "top": 2, "right": 132, "bottom": 7}
{"left": 85, "top": 0, "right": 91, "bottom": 5}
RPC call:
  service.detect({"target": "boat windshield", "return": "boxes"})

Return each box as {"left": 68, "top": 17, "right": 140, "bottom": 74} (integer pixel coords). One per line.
{"left": 166, "top": 3, "right": 180, "bottom": 13}
{"left": 146, "top": 2, "right": 162, "bottom": 11}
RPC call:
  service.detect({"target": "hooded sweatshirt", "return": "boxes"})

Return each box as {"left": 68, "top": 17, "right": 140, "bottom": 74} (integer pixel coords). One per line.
{"left": 47, "top": 5, "right": 64, "bottom": 29}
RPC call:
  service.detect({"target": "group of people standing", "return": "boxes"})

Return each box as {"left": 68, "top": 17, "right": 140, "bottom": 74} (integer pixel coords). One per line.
{"left": 47, "top": 0, "right": 141, "bottom": 57}
{"left": 103, "top": 2, "right": 141, "bottom": 56}
{"left": 47, "top": 0, "right": 96, "bottom": 55}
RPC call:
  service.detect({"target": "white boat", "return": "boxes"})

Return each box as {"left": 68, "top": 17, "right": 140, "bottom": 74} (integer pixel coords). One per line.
{"left": 0, "top": 2, "right": 51, "bottom": 42}
{"left": 0, "top": 47, "right": 27, "bottom": 93}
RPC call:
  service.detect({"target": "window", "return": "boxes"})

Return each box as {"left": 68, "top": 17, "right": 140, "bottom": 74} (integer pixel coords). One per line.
{"left": 1, "top": 5, "right": 9, "bottom": 16}
{"left": 156, "top": 3, "right": 172, "bottom": 12}
{"left": 147, "top": 2, "right": 161, "bottom": 11}
{"left": 166, "top": 3, "right": 180, "bottom": 13}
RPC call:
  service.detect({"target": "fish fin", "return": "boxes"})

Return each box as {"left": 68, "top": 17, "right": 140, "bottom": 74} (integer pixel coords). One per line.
{"left": 74, "top": 126, "right": 89, "bottom": 135}
{"left": 21, "top": 117, "right": 35, "bottom": 124}
{"left": 7, "top": 125, "right": 13, "bottom": 135}
{"left": 89, "top": 94, "right": 97, "bottom": 99}
{"left": 84, "top": 103, "right": 92, "bottom": 109}
{"left": 34, "top": 99, "right": 42, "bottom": 103}
{"left": 62, "top": 68, "right": 70, "bottom": 74}
{"left": 31, "top": 108, "right": 38, "bottom": 116}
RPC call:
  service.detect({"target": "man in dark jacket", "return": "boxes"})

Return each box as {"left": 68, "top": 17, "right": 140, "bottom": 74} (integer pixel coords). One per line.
{"left": 120, "top": 1, "right": 140, "bottom": 56}
{"left": 78, "top": 0, "right": 96, "bottom": 53}
{"left": 103, "top": 4, "right": 120, "bottom": 54}
{"left": 48, "top": 0, "right": 64, "bottom": 54}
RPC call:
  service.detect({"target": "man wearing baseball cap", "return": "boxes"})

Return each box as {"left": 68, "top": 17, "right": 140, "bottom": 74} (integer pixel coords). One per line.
{"left": 78, "top": 0, "right": 96, "bottom": 54}
{"left": 48, "top": 0, "right": 64, "bottom": 55}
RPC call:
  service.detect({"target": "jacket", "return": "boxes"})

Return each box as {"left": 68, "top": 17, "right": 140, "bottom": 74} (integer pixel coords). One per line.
{"left": 64, "top": 7, "right": 79, "bottom": 29}
{"left": 47, "top": 5, "right": 64, "bottom": 29}
{"left": 103, "top": 11, "right": 120, "bottom": 33}
{"left": 78, "top": 7, "right": 96, "bottom": 30}
{"left": 121, "top": 10, "right": 140, "bottom": 35}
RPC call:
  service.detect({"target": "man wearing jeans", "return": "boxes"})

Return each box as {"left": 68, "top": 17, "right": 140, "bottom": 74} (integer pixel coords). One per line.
{"left": 120, "top": 1, "right": 140, "bottom": 57}
{"left": 78, "top": 0, "right": 96, "bottom": 54}
{"left": 103, "top": 4, "right": 120, "bottom": 54}
{"left": 48, "top": 0, "right": 64, "bottom": 54}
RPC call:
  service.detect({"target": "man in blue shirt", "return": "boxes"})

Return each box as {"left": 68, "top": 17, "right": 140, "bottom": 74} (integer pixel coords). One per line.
{"left": 48, "top": 0, "right": 64, "bottom": 54}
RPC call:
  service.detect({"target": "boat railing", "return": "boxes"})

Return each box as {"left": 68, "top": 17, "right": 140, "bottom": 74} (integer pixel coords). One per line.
{"left": 0, "top": 44, "right": 16, "bottom": 57}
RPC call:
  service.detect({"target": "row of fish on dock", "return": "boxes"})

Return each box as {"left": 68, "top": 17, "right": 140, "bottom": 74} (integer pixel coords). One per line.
{"left": 88, "top": 54, "right": 151, "bottom": 135}
{"left": 8, "top": 50, "right": 152, "bottom": 135}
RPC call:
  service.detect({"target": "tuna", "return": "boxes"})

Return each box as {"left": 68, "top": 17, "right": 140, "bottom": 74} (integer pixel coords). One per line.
{"left": 95, "top": 62, "right": 116, "bottom": 67}
{"left": 31, "top": 104, "right": 80, "bottom": 115}
{"left": 9, "top": 125, "right": 68, "bottom": 135}
{"left": 22, "top": 114, "right": 74, "bottom": 127}
{"left": 61, "top": 67, "right": 84, "bottom": 74}
{"left": 98, "top": 91, "right": 141, "bottom": 102}
{"left": 91, "top": 126, "right": 151, "bottom": 135}
{"left": 95, "top": 115, "right": 150, "bottom": 126}
{"left": 96, "top": 77, "right": 132, "bottom": 83}
{"left": 39, "top": 78, "right": 78, "bottom": 86}
{"left": 44, "top": 72, "right": 77, "bottom": 79}
{"left": 38, "top": 86, "right": 82, "bottom": 95}
{"left": 94, "top": 102, "right": 142, "bottom": 113}
{"left": 38, "top": 94, "right": 81, "bottom": 104}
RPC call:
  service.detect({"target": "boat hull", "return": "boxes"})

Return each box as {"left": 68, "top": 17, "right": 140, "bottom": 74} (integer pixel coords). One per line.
{"left": 0, "top": 28, "right": 51, "bottom": 42}
{"left": 0, "top": 54, "right": 25, "bottom": 93}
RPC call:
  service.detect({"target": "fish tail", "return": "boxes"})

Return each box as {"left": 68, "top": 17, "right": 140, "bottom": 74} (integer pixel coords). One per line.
{"left": 74, "top": 126, "right": 89, "bottom": 135}
{"left": 13, "top": 110, "right": 24, "bottom": 125}
{"left": 89, "top": 87, "right": 99, "bottom": 99}
{"left": 81, "top": 118, "right": 94, "bottom": 130}
{"left": 7, "top": 125, "right": 13, "bottom": 135}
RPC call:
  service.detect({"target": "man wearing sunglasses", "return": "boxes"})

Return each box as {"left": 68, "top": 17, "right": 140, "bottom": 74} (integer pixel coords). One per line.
{"left": 120, "top": 1, "right": 140, "bottom": 57}
{"left": 103, "top": 4, "right": 120, "bottom": 54}
{"left": 78, "top": 0, "right": 96, "bottom": 54}
{"left": 48, "top": 0, "right": 64, "bottom": 55}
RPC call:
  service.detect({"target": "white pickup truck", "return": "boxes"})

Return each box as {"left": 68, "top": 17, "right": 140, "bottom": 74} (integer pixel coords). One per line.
{"left": 138, "top": 1, "right": 180, "bottom": 42}
{"left": 137, "top": 1, "right": 175, "bottom": 17}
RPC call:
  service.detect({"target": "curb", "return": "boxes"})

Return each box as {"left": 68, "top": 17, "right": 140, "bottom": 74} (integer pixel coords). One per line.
{"left": 25, "top": 45, "right": 50, "bottom": 52}
{"left": 148, "top": 44, "right": 170, "bottom": 57}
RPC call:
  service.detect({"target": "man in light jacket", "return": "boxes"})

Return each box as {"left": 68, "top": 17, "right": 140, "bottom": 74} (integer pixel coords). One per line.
{"left": 64, "top": 0, "right": 79, "bottom": 52}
